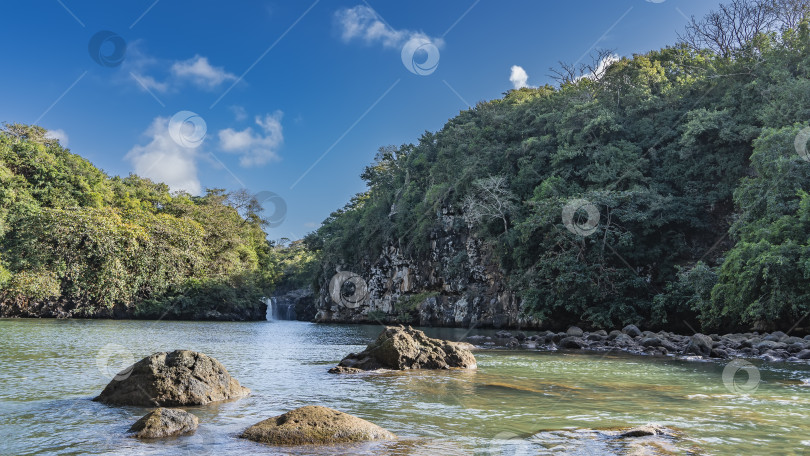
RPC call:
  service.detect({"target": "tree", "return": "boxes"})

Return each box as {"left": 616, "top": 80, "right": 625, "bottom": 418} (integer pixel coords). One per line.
{"left": 772, "top": 0, "right": 810, "bottom": 30}
{"left": 710, "top": 126, "right": 810, "bottom": 329}
{"left": 679, "top": 0, "right": 810, "bottom": 56}
{"left": 549, "top": 49, "right": 618, "bottom": 86}
{"left": 304, "top": 4, "right": 810, "bottom": 330}
{"left": 462, "top": 176, "right": 517, "bottom": 234}
{"left": 0, "top": 126, "right": 289, "bottom": 318}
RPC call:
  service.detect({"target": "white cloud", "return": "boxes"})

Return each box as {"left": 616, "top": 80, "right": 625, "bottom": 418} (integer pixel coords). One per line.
{"left": 509, "top": 65, "right": 532, "bottom": 89}
{"left": 45, "top": 129, "right": 68, "bottom": 147}
{"left": 130, "top": 72, "right": 169, "bottom": 93}
{"left": 122, "top": 41, "right": 170, "bottom": 93}
{"left": 578, "top": 54, "right": 620, "bottom": 82}
{"left": 229, "top": 105, "right": 248, "bottom": 121}
{"left": 122, "top": 43, "right": 235, "bottom": 93}
{"left": 335, "top": 5, "right": 443, "bottom": 49}
{"left": 126, "top": 117, "right": 201, "bottom": 195}
{"left": 170, "top": 55, "right": 237, "bottom": 89}
{"left": 218, "top": 111, "right": 284, "bottom": 167}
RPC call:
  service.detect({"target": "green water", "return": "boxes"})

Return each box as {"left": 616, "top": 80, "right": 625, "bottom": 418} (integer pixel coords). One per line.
{"left": 1, "top": 319, "right": 809, "bottom": 455}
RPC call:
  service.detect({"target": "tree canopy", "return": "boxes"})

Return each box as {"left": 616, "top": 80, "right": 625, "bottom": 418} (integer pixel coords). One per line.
{"left": 0, "top": 124, "right": 307, "bottom": 318}
{"left": 305, "top": 2, "right": 810, "bottom": 332}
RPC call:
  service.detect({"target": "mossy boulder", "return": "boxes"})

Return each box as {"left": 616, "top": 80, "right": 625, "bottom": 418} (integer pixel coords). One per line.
{"left": 93, "top": 350, "right": 249, "bottom": 406}
{"left": 128, "top": 408, "right": 198, "bottom": 439}
{"left": 240, "top": 406, "right": 396, "bottom": 445}
{"left": 329, "top": 325, "right": 477, "bottom": 373}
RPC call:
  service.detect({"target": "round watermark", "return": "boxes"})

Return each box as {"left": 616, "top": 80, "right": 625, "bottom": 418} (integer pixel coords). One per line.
{"left": 329, "top": 271, "right": 369, "bottom": 309}
{"left": 562, "top": 198, "right": 600, "bottom": 236}
{"left": 401, "top": 37, "right": 440, "bottom": 76}
{"left": 181, "top": 427, "right": 216, "bottom": 455}
{"left": 95, "top": 343, "right": 134, "bottom": 381}
{"left": 168, "top": 111, "right": 207, "bottom": 148}
{"left": 88, "top": 31, "right": 127, "bottom": 67}
{"left": 795, "top": 126, "right": 810, "bottom": 162}
{"left": 722, "top": 359, "right": 760, "bottom": 394}
{"left": 254, "top": 191, "right": 287, "bottom": 228}
{"left": 488, "top": 431, "right": 535, "bottom": 456}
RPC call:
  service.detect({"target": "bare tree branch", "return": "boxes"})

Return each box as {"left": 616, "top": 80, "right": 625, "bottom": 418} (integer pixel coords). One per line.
{"left": 679, "top": 0, "right": 810, "bottom": 57}
{"left": 548, "top": 49, "right": 618, "bottom": 86}
{"left": 461, "top": 176, "right": 518, "bottom": 234}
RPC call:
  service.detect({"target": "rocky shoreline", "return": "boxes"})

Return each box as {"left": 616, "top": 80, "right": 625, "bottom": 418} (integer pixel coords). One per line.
{"left": 465, "top": 325, "right": 810, "bottom": 363}
{"left": 0, "top": 297, "right": 268, "bottom": 321}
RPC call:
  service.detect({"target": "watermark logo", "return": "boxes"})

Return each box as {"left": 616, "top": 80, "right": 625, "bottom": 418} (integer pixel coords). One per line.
{"left": 95, "top": 343, "right": 134, "bottom": 381}
{"left": 722, "top": 359, "right": 760, "bottom": 394}
{"left": 401, "top": 37, "right": 440, "bottom": 76}
{"left": 254, "top": 191, "right": 287, "bottom": 228}
{"left": 562, "top": 198, "right": 600, "bottom": 236}
{"left": 329, "top": 271, "right": 369, "bottom": 309}
{"left": 88, "top": 31, "right": 127, "bottom": 67}
{"left": 168, "top": 111, "right": 207, "bottom": 148}
{"left": 795, "top": 126, "right": 810, "bottom": 162}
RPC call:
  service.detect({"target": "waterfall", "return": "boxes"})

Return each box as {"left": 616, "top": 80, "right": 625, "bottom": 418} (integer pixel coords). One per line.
{"left": 266, "top": 296, "right": 296, "bottom": 321}
{"left": 265, "top": 297, "right": 275, "bottom": 321}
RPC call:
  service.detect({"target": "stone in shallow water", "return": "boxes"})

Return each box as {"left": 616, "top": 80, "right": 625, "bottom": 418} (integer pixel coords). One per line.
{"left": 622, "top": 325, "right": 642, "bottom": 337}
{"left": 128, "top": 407, "right": 198, "bottom": 439}
{"left": 93, "top": 350, "right": 250, "bottom": 406}
{"left": 240, "top": 406, "right": 396, "bottom": 445}
{"left": 641, "top": 337, "right": 662, "bottom": 347}
{"left": 566, "top": 326, "right": 584, "bottom": 337}
{"left": 618, "top": 424, "right": 670, "bottom": 438}
{"left": 522, "top": 425, "right": 683, "bottom": 455}
{"left": 683, "top": 334, "right": 713, "bottom": 357}
{"left": 329, "top": 326, "right": 476, "bottom": 373}
{"left": 559, "top": 336, "right": 584, "bottom": 349}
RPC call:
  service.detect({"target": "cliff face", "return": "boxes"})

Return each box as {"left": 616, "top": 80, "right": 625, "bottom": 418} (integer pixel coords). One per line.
{"left": 314, "top": 207, "right": 540, "bottom": 329}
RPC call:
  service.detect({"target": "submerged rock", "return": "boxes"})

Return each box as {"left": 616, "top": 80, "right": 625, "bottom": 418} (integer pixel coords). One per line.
{"left": 128, "top": 408, "right": 198, "bottom": 439}
{"left": 329, "top": 326, "right": 476, "bottom": 373}
{"left": 240, "top": 406, "right": 396, "bottom": 445}
{"left": 618, "top": 424, "right": 670, "bottom": 438}
{"left": 522, "top": 425, "right": 684, "bottom": 455}
{"left": 93, "top": 350, "right": 250, "bottom": 406}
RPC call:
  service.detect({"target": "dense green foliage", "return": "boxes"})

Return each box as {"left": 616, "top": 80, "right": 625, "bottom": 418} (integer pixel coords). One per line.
{"left": 0, "top": 124, "right": 302, "bottom": 318}
{"left": 307, "top": 13, "right": 810, "bottom": 331}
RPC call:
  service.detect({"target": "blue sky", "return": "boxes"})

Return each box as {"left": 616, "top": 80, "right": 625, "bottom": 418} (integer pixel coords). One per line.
{"left": 0, "top": 0, "right": 722, "bottom": 240}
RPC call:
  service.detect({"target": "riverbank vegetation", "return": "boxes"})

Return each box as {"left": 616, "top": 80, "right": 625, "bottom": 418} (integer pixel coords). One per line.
{"left": 0, "top": 124, "right": 312, "bottom": 319}
{"left": 305, "top": 0, "right": 810, "bottom": 332}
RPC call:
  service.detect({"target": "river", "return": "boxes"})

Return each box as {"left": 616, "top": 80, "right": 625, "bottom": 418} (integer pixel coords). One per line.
{"left": 1, "top": 318, "right": 809, "bottom": 455}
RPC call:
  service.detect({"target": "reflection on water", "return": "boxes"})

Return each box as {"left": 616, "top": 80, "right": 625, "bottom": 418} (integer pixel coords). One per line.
{"left": 1, "top": 319, "right": 809, "bottom": 455}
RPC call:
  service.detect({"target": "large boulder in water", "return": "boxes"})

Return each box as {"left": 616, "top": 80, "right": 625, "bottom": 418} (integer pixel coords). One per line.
{"left": 93, "top": 350, "right": 250, "bottom": 406}
{"left": 329, "top": 326, "right": 477, "bottom": 373}
{"left": 128, "top": 408, "right": 198, "bottom": 439}
{"left": 240, "top": 406, "right": 396, "bottom": 445}
{"left": 683, "top": 334, "right": 714, "bottom": 357}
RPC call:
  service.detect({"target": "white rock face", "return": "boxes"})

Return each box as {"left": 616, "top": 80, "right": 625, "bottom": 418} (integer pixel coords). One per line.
{"left": 315, "top": 205, "right": 540, "bottom": 328}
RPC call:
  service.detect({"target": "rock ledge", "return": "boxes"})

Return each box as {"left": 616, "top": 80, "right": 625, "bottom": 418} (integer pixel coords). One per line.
{"left": 329, "top": 326, "right": 476, "bottom": 373}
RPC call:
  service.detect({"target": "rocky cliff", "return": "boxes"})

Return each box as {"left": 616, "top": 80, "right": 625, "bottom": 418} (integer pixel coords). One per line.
{"left": 313, "top": 207, "right": 540, "bottom": 329}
